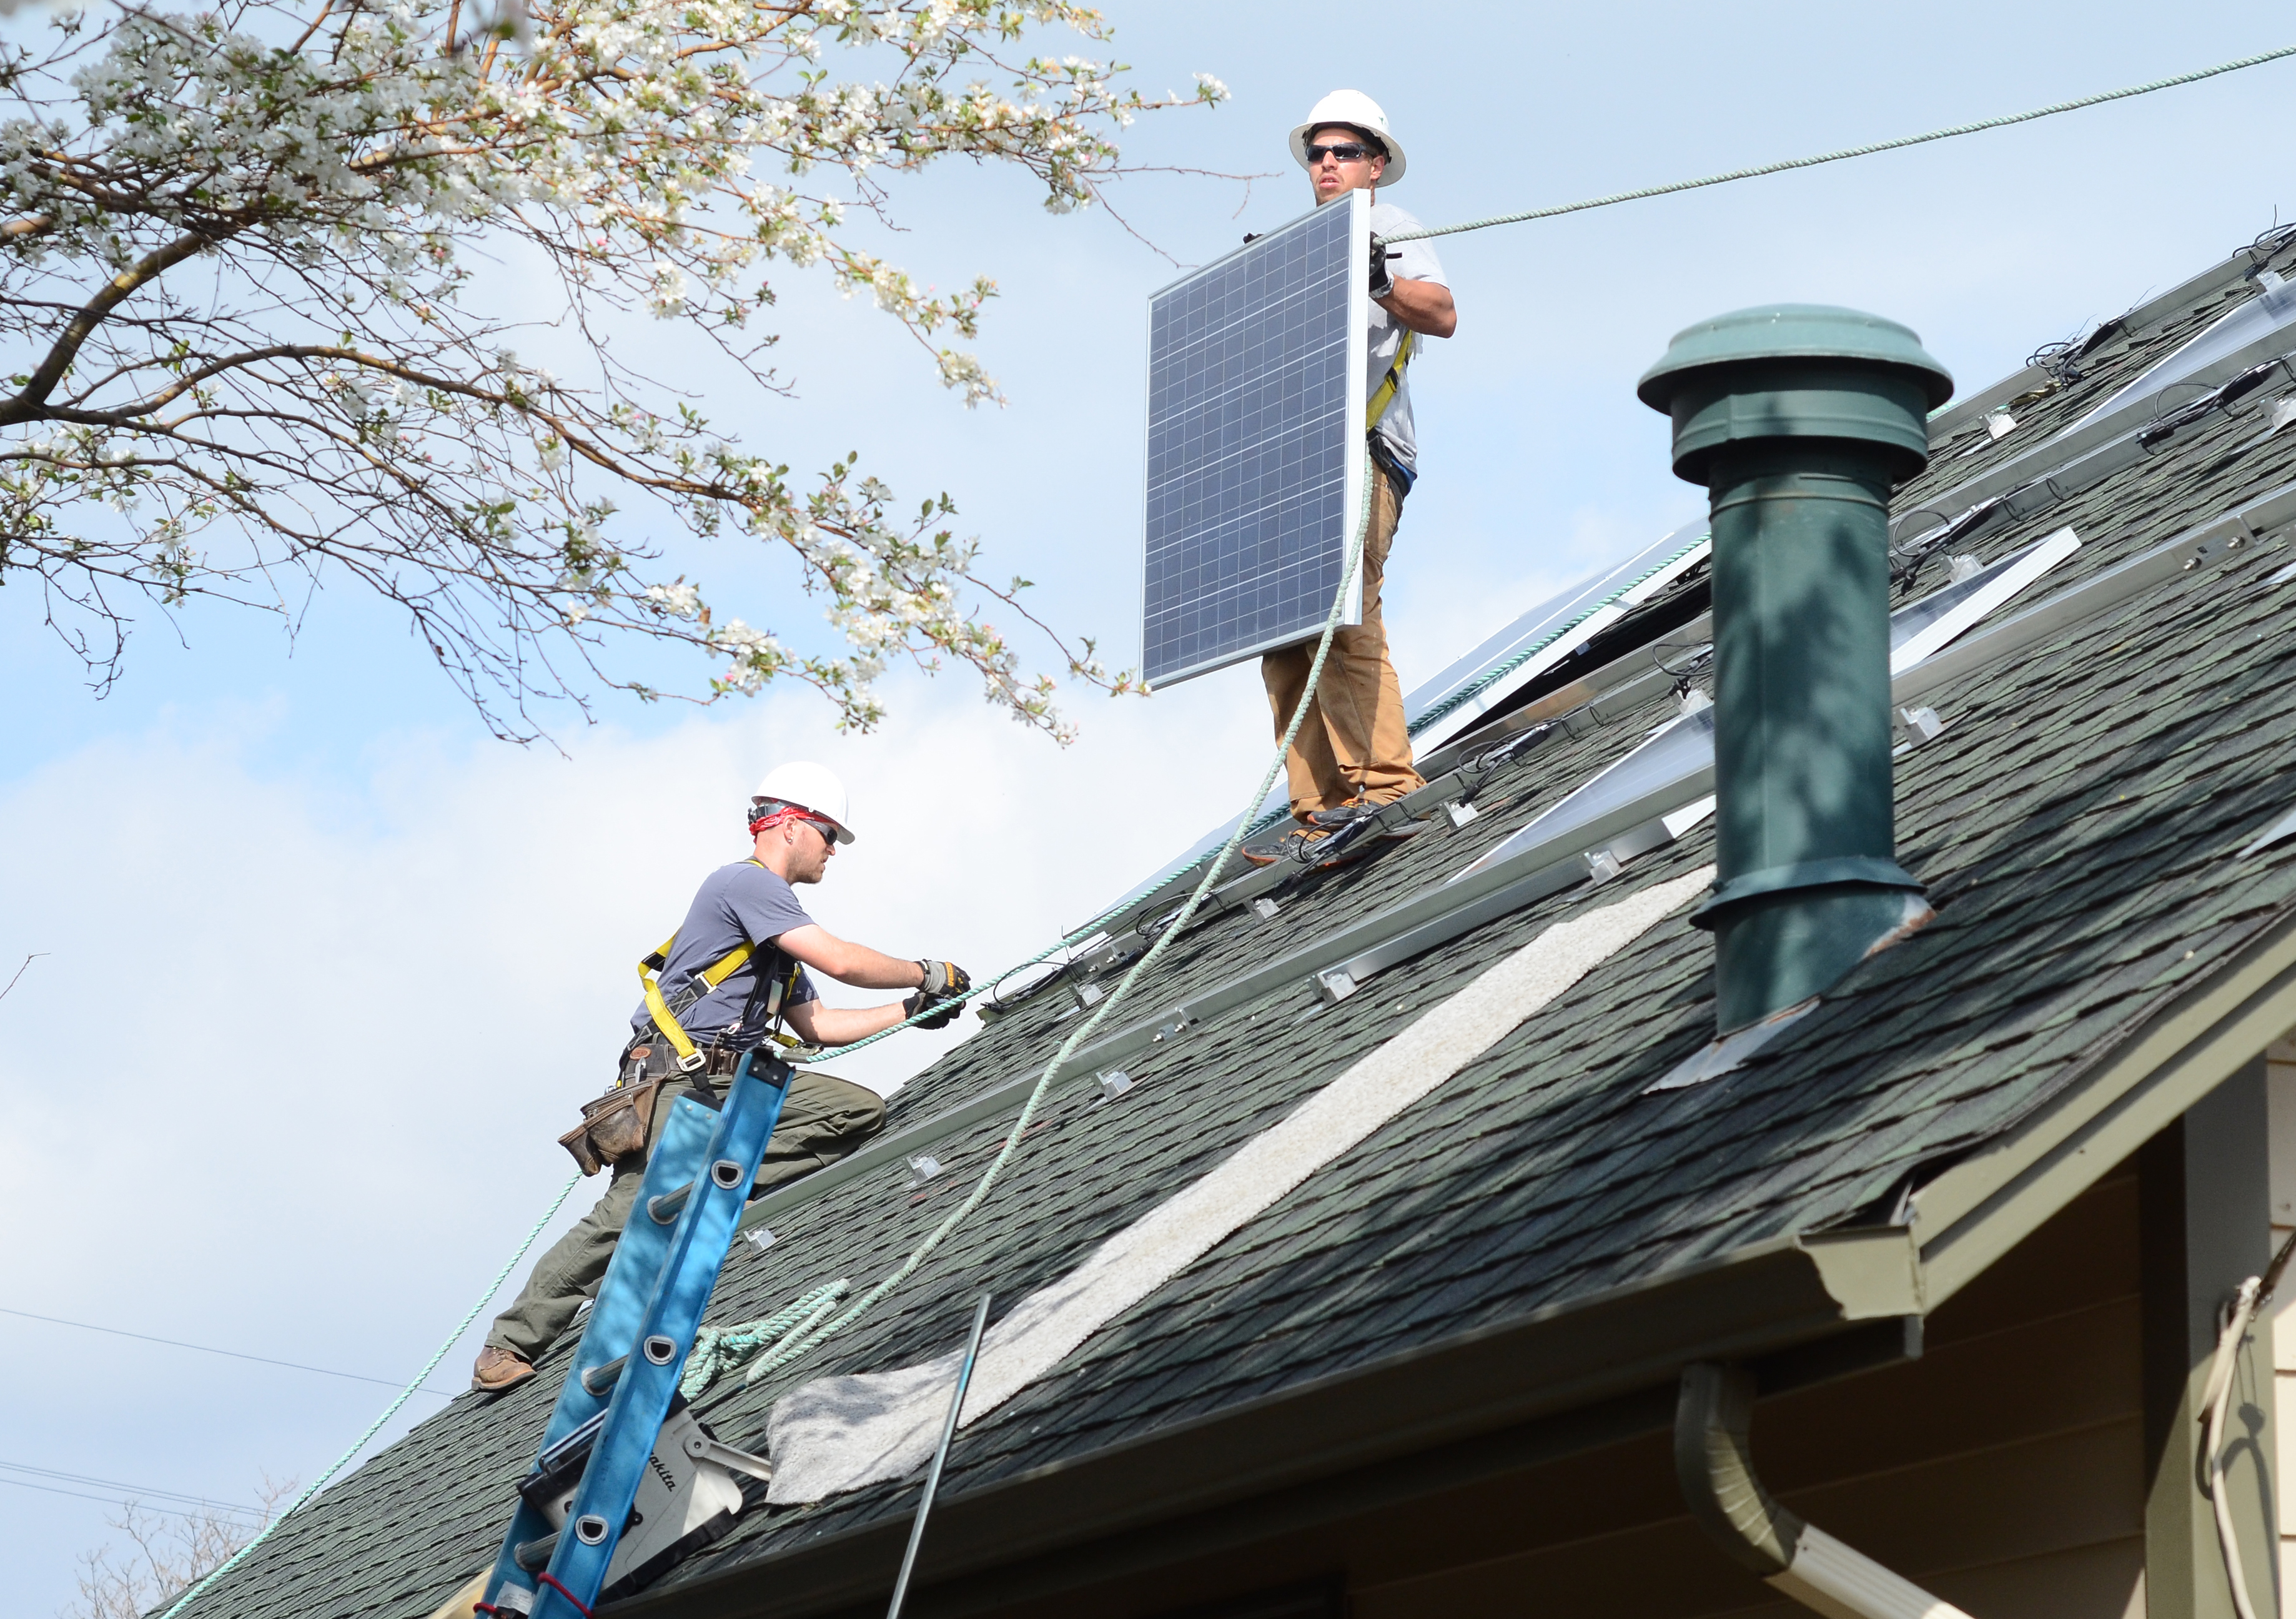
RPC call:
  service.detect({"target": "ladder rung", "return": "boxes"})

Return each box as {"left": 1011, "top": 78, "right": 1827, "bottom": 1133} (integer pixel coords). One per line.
{"left": 648, "top": 1159, "right": 747, "bottom": 1224}
{"left": 580, "top": 1356, "right": 626, "bottom": 1397}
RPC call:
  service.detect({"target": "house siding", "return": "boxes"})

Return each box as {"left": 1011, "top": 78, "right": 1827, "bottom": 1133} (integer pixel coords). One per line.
{"left": 2267, "top": 1034, "right": 2296, "bottom": 1607}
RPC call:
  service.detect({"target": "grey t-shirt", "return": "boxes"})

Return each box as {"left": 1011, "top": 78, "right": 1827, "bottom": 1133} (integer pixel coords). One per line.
{"left": 1368, "top": 200, "right": 1449, "bottom": 477}
{"left": 631, "top": 859, "right": 821, "bottom": 1046}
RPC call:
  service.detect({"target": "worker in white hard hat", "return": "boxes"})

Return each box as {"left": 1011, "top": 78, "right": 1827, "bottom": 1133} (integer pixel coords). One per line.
{"left": 472, "top": 761, "right": 970, "bottom": 1392}
{"left": 1250, "top": 89, "right": 1458, "bottom": 866}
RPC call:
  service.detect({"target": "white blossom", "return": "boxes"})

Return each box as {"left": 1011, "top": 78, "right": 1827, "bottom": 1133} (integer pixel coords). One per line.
{"left": 0, "top": 0, "right": 1211, "bottom": 739}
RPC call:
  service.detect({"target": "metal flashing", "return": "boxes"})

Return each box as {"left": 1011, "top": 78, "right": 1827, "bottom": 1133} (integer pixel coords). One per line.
{"left": 2242, "top": 808, "right": 2296, "bottom": 859}
{"left": 1643, "top": 998, "right": 1819, "bottom": 1094}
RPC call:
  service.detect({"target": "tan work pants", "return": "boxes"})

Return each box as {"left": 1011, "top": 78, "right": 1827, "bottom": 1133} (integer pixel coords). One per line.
{"left": 1260, "top": 461, "right": 1425, "bottom": 819}
{"left": 485, "top": 1069, "right": 885, "bottom": 1362}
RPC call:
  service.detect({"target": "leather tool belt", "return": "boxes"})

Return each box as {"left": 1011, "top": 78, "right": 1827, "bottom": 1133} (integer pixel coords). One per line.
{"left": 557, "top": 1033, "right": 750, "bottom": 1176}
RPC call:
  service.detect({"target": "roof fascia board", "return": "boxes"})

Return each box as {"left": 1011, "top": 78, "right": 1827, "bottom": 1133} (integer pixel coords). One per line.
{"left": 1923, "top": 252, "right": 2257, "bottom": 446}
{"left": 1909, "top": 901, "right": 2296, "bottom": 1309}
{"left": 1891, "top": 310, "right": 2296, "bottom": 547}
{"left": 615, "top": 1239, "right": 1908, "bottom": 1619}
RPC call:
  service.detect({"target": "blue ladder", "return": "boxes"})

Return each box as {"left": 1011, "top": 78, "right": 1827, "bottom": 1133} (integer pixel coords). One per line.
{"left": 478, "top": 1053, "right": 793, "bottom": 1618}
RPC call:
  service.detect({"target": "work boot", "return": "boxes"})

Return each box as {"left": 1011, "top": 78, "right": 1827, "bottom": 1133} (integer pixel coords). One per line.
{"left": 1240, "top": 824, "right": 1328, "bottom": 867}
{"left": 1306, "top": 800, "right": 1377, "bottom": 831}
{"left": 472, "top": 1344, "right": 535, "bottom": 1394}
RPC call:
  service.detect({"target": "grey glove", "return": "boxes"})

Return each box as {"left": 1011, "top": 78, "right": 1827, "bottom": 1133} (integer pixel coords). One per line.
{"left": 918, "top": 959, "right": 970, "bottom": 998}
{"left": 1368, "top": 235, "right": 1395, "bottom": 301}
{"left": 904, "top": 960, "right": 972, "bottom": 1030}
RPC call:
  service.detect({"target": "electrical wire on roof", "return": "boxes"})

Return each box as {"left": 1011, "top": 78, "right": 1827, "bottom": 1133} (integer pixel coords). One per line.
{"left": 1378, "top": 42, "right": 2296, "bottom": 247}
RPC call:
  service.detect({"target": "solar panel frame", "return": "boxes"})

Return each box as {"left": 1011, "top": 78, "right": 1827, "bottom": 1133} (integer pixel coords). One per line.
{"left": 1139, "top": 190, "right": 1370, "bottom": 689}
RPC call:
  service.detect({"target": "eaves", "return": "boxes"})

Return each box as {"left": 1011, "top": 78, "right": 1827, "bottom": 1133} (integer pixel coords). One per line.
{"left": 614, "top": 1231, "right": 1918, "bottom": 1619}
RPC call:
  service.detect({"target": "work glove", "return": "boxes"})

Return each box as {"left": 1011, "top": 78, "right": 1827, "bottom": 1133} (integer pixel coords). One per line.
{"left": 904, "top": 960, "right": 972, "bottom": 1030}
{"left": 1368, "top": 235, "right": 1395, "bottom": 301}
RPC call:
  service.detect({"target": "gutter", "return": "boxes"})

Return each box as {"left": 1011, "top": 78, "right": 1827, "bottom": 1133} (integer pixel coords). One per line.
{"left": 1676, "top": 1362, "right": 1973, "bottom": 1619}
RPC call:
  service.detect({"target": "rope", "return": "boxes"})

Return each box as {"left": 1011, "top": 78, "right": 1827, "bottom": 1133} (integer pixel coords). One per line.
{"left": 680, "top": 1279, "right": 849, "bottom": 1399}
{"left": 739, "top": 473, "right": 1381, "bottom": 1388}
{"left": 1382, "top": 44, "right": 2296, "bottom": 246}
{"left": 159, "top": 1172, "right": 583, "bottom": 1618}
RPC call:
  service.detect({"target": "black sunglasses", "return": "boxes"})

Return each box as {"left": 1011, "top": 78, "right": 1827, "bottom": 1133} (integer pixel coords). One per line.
{"left": 1303, "top": 141, "right": 1379, "bottom": 165}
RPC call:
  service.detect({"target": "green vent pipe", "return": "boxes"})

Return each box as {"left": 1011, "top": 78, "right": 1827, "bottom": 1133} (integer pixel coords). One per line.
{"left": 1639, "top": 306, "right": 1953, "bottom": 1033}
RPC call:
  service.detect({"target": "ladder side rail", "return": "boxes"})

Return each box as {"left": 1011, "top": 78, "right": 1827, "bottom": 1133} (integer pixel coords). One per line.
{"left": 480, "top": 1096, "right": 720, "bottom": 1614}
{"left": 532, "top": 1057, "right": 794, "bottom": 1617}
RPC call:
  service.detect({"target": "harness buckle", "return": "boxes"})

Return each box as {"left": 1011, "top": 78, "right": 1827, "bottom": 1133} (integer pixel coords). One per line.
{"left": 676, "top": 1049, "right": 708, "bottom": 1074}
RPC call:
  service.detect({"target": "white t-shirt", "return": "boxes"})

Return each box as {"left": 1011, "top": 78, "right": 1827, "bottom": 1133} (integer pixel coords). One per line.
{"left": 1367, "top": 199, "right": 1448, "bottom": 477}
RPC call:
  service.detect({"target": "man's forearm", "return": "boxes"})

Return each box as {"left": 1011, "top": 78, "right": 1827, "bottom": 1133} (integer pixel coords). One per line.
{"left": 794, "top": 1002, "right": 909, "bottom": 1047}
{"left": 1377, "top": 277, "right": 1456, "bottom": 339}
{"left": 778, "top": 925, "right": 926, "bottom": 989}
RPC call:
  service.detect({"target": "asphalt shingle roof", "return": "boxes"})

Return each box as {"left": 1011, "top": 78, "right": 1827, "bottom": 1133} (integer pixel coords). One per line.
{"left": 187, "top": 231, "right": 2296, "bottom": 1619}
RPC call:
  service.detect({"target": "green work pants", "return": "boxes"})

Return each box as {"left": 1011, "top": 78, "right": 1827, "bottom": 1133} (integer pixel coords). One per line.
{"left": 484, "top": 1069, "right": 885, "bottom": 1362}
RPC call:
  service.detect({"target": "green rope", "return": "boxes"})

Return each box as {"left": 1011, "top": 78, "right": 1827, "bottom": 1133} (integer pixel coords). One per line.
{"left": 161, "top": 1172, "right": 583, "bottom": 1617}
{"left": 1382, "top": 43, "right": 2296, "bottom": 246}
{"left": 741, "top": 472, "right": 1382, "bottom": 1387}
{"left": 680, "top": 1279, "right": 850, "bottom": 1398}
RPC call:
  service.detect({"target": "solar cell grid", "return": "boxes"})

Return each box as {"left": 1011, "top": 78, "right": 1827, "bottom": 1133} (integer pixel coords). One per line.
{"left": 1141, "top": 191, "right": 1367, "bottom": 687}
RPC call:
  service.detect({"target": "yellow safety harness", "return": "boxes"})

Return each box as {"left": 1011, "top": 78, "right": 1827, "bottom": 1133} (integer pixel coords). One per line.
{"left": 636, "top": 860, "right": 804, "bottom": 1072}
{"left": 1366, "top": 329, "right": 1415, "bottom": 430}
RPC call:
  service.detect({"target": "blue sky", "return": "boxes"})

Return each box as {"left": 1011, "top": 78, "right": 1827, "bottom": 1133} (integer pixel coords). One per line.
{"left": 7, "top": 4, "right": 2295, "bottom": 1610}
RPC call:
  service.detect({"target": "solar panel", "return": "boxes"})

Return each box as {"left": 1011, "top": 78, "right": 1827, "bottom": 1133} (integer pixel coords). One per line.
{"left": 1141, "top": 189, "right": 1370, "bottom": 688}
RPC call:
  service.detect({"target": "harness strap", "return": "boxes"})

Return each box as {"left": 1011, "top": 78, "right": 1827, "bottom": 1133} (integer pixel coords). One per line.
{"left": 1365, "top": 329, "right": 1416, "bottom": 431}
{"left": 637, "top": 861, "right": 772, "bottom": 1072}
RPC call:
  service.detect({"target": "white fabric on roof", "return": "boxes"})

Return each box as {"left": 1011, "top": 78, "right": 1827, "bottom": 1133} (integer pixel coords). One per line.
{"left": 765, "top": 866, "right": 1715, "bottom": 1505}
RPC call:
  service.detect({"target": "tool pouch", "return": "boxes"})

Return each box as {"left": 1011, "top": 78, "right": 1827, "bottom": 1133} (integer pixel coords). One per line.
{"left": 558, "top": 1074, "right": 665, "bottom": 1176}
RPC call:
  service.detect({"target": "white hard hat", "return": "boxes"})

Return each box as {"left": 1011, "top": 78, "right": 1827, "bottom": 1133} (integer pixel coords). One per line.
{"left": 1290, "top": 89, "right": 1406, "bottom": 187}
{"left": 751, "top": 760, "right": 855, "bottom": 844}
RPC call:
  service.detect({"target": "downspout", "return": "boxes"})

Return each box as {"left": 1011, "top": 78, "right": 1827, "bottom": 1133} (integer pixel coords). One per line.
{"left": 1638, "top": 306, "right": 1955, "bottom": 1033}
{"left": 1676, "top": 1363, "right": 1974, "bottom": 1619}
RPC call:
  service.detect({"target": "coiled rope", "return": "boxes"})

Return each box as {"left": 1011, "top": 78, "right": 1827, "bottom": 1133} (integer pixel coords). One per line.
{"left": 1380, "top": 42, "right": 2296, "bottom": 247}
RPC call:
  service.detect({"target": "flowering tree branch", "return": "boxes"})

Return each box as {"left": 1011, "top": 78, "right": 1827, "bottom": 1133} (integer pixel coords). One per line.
{"left": 0, "top": 0, "right": 1224, "bottom": 740}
